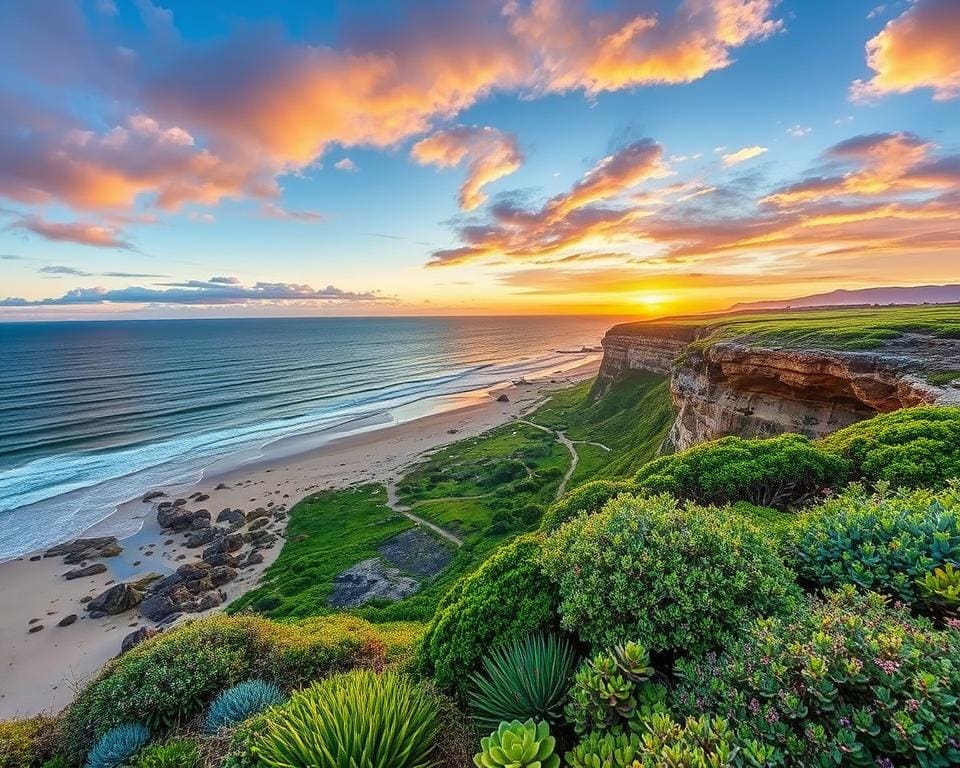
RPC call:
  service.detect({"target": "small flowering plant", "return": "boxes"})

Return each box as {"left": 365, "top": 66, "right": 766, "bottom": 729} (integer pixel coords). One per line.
{"left": 674, "top": 587, "right": 960, "bottom": 767}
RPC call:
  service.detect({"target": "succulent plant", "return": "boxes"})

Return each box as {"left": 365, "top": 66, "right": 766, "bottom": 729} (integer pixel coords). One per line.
{"left": 918, "top": 562, "right": 960, "bottom": 616}
{"left": 135, "top": 739, "right": 200, "bottom": 768}
{"left": 564, "top": 643, "right": 666, "bottom": 734}
{"left": 85, "top": 724, "right": 151, "bottom": 768}
{"left": 565, "top": 730, "right": 642, "bottom": 768}
{"left": 204, "top": 679, "right": 285, "bottom": 733}
{"left": 473, "top": 719, "right": 560, "bottom": 768}
{"left": 468, "top": 632, "right": 577, "bottom": 729}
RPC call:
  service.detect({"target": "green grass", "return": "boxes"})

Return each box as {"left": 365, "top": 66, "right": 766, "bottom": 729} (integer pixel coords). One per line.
{"left": 615, "top": 304, "right": 960, "bottom": 352}
{"left": 530, "top": 371, "right": 674, "bottom": 482}
{"left": 228, "top": 485, "right": 413, "bottom": 618}
{"left": 928, "top": 370, "right": 960, "bottom": 386}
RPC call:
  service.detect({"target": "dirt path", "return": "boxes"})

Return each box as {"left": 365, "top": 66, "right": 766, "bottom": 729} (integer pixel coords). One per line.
{"left": 517, "top": 419, "right": 589, "bottom": 501}
{"left": 385, "top": 481, "right": 465, "bottom": 546}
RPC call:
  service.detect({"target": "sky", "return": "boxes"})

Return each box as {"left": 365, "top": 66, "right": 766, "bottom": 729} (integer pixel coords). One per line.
{"left": 0, "top": 0, "right": 958, "bottom": 320}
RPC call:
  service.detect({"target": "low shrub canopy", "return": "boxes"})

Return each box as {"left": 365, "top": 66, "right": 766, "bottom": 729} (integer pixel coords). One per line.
{"left": 674, "top": 587, "right": 960, "bottom": 766}
{"left": 541, "top": 494, "right": 800, "bottom": 655}
{"left": 0, "top": 716, "right": 53, "bottom": 768}
{"left": 57, "top": 614, "right": 385, "bottom": 759}
{"left": 417, "top": 534, "right": 558, "bottom": 697}
{"left": 791, "top": 482, "right": 960, "bottom": 612}
{"left": 540, "top": 480, "right": 636, "bottom": 532}
{"left": 820, "top": 405, "right": 960, "bottom": 489}
{"left": 134, "top": 739, "right": 199, "bottom": 768}
{"left": 634, "top": 434, "right": 849, "bottom": 510}
{"left": 255, "top": 670, "right": 439, "bottom": 768}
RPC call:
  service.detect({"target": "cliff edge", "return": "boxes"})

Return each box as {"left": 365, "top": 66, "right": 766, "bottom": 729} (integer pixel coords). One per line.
{"left": 598, "top": 307, "right": 960, "bottom": 451}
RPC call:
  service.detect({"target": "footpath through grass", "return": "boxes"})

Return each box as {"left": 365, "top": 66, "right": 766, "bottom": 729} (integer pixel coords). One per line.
{"left": 231, "top": 373, "right": 677, "bottom": 624}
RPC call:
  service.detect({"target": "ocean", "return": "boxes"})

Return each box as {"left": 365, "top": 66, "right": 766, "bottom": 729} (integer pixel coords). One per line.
{"left": 0, "top": 316, "right": 617, "bottom": 559}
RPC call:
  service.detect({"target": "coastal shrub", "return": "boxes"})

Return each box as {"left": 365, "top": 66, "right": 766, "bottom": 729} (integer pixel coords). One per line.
{"left": 633, "top": 434, "right": 849, "bottom": 509}
{"left": 134, "top": 739, "right": 199, "bottom": 768}
{"left": 541, "top": 494, "right": 800, "bottom": 655}
{"left": 0, "top": 716, "right": 54, "bottom": 768}
{"left": 467, "top": 633, "right": 577, "bottom": 729}
{"left": 204, "top": 680, "right": 285, "bottom": 734}
{"left": 540, "top": 480, "right": 636, "bottom": 532}
{"left": 418, "top": 534, "right": 558, "bottom": 697}
{"left": 790, "top": 482, "right": 960, "bottom": 612}
{"left": 820, "top": 405, "right": 960, "bottom": 488}
{"left": 221, "top": 713, "right": 270, "bottom": 768}
{"left": 674, "top": 587, "right": 960, "bottom": 766}
{"left": 84, "top": 725, "right": 150, "bottom": 768}
{"left": 255, "top": 670, "right": 440, "bottom": 768}
{"left": 565, "top": 714, "right": 740, "bottom": 768}
{"left": 57, "top": 614, "right": 385, "bottom": 759}
{"left": 919, "top": 563, "right": 960, "bottom": 616}
{"left": 473, "top": 719, "right": 559, "bottom": 768}
{"left": 565, "top": 642, "right": 667, "bottom": 736}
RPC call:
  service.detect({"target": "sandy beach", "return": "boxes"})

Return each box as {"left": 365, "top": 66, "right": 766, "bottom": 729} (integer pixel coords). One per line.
{"left": 0, "top": 359, "right": 599, "bottom": 719}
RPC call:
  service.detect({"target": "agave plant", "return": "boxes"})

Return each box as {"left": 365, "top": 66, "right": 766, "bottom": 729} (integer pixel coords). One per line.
{"left": 85, "top": 724, "right": 151, "bottom": 768}
{"left": 204, "top": 679, "right": 285, "bottom": 733}
{"left": 468, "top": 632, "right": 577, "bottom": 729}
{"left": 473, "top": 719, "right": 559, "bottom": 768}
{"left": 255, "top": 670, "right": 439, "bottom": 768}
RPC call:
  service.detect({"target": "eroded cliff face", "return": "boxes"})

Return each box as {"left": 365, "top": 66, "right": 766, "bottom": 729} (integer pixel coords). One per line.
{"left": 599, "top": 325, "right": 958, "bottom": 451}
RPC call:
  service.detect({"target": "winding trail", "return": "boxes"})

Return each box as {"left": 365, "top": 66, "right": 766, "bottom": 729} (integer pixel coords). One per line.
{"left": 385, "top": 481, "right": 465, "bottom": 547}
{"left": 382, "top": 418, "right": 612, "bottom": 543}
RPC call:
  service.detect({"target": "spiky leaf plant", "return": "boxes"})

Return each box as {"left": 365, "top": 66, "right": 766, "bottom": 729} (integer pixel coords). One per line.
{"left": 255, "top": 670, "right": 439, "bottom": 768}
{"left": 468, "top": 632, "right": 577, "bottom": 729}
{"left": 135, "top": 739, "right": 199, "bottom": 768}
{"left": 918, "top": 562, "right": 960, "bottom": 616}
{"left": 85, "top": 724, "right": 151, "bottom": 768}
{"left": 473, "top": 719, "right": 559, "bottom": 768}
{"left": 204, "top": 680, "right": 285, "bottom": 733}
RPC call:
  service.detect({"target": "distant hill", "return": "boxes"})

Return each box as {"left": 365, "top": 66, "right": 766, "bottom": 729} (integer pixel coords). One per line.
{"left": 730, "top": 284, "right": 960, "bottom": 311}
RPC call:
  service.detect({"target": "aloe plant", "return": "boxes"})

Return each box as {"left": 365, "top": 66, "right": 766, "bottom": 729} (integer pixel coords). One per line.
{"left": 468, "top": 633, "right": 577, "bottom": 729}
{"left": 255, "top": 670, "right": 439, "bottom": 768}
{"left": 473, "top": 719, "right": 559, "bottom": 768}
{"left": 85, "top": 724, "right": 151, "bottom": 768}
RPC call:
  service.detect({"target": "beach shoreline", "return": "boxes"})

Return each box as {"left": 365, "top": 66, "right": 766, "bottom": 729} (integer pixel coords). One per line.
{"left": 0, "top": 358, "right": 598, "bottom": 719}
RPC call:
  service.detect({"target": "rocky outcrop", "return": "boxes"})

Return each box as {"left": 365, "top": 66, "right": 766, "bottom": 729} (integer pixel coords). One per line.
{"left": 598, "top": 320, "right": 959, "bottom": 451}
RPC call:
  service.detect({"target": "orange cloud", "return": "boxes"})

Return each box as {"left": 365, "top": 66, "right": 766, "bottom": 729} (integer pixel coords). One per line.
{"left": 721, "top": 145, "right": 768, "bottom": 166}
{"left": 8, "top": 215, "right": 134, "bottom": 249}
{"left": 411, "top": 126, "right": 523, "bottom": 210}
{"left": 851, "top": 0, "right": 960, "bottom": 101}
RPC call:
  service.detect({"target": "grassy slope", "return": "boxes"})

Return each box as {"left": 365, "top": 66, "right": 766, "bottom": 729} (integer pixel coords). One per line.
{"left": 230, "top": 373, "right": 678, "bottom": 624}
{"left": 530, "top": 371, "right": 675, "bottom": 484}
{"left": 615, "top": 304, "right": 960, "bottom": 352}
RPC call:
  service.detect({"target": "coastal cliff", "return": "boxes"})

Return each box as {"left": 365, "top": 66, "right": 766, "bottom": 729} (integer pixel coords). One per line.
{"left": 599, "top": 311, "right": 960, "bottom": 451}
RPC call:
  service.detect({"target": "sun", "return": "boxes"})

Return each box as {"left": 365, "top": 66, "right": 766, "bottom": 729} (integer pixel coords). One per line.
{"left": 633, "top": 293, "right": 671, "bottom": 308}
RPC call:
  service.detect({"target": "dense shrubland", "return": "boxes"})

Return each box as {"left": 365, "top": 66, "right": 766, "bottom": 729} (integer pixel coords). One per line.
{"left": 4, "top": 399, "right": 959, "bottom": 768}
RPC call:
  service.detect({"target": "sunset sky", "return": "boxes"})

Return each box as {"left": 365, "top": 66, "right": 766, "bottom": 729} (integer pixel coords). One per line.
{"left": 1, "top": 0, "right": 958, "bottom": 319}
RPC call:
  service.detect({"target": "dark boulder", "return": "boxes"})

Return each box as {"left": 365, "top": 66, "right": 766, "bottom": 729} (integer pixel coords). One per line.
{"left": 57, "top": 614, "right": 78, "bottom": 627}
{"left": 243, "top": 550, "right": 265, "bottom": 567}
{"left": 496, "top": 393, "right": 510, "bottom": 402}
{"left": 140, "top": 594, "right": 180, "bottom": 622}
{"left": 202, "top": 533, "right": 243, "bottom": 559}
{"left": 185, "top": 527, "right": 221, "bottom": 548}
{"left": 142, "top": 491, "right": 166, "bottom": 503}
{"left": 121, "top": 627, "right": 159, "bottom": 654}
{"left": 209, "top": 565, "right": 237, "bottom": 587}
{"left": 63, "top": 563, "right": 108, "bottom": 580}
{"left": 216, "top": 508, "right": 246, "bottom": 528}
{"left": 87, "top": 583, "right": 144, "bottom": 615}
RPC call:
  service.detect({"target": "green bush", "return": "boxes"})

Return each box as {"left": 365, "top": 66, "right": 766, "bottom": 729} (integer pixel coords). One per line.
{"left": 820, "top": 406, "right": 960, "bottom": 488}
{"left": 541, "top": 494, "right": 800, "bottom": 655}
{"left": 56, "top": 615, "right": 386, "bottom": 760}
{"left": 565, "top": 714, "right": 740, "bottom": 768}
{"left": 418, "top": 534, "right": 558, "bottom": 697}
{"left": 473, "top": 719, "right": 559, "bottom": 768}
{"left": 84, "top": 725, "right": 150, "bottom": 768}
{"left": 0, "top": 717, "right": 54, "bottom": 768}
{"left": 204, "top": 680, "right": 285, "bottom": 734}
{"left": 634, "top": 434, "right": 849, "bottom": 510}
{"left": 674, "top": 587, "right": 960, "bottom": 766}
{"left": 790, "top": 482, "right": 960, "bottom": 613}
{"left": 467, "top": 633, "right": 577, "bottom": 730}
{"left": 564, "top": 642, "right": 666, "bottom": 736}
{"left": 919, "top": 563, "right": 960, "bottom": 617}
{"left": 540, "top": 480, "right": 637, "bottom": 532}
{"left": 255, "top": 670, "right": 440, "bottom": 768}
{"left": 221, "top": 712, "right": 270, "bottom": 768}
{"left": 134, "top": 739, "right": 199, "bottom": 768}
